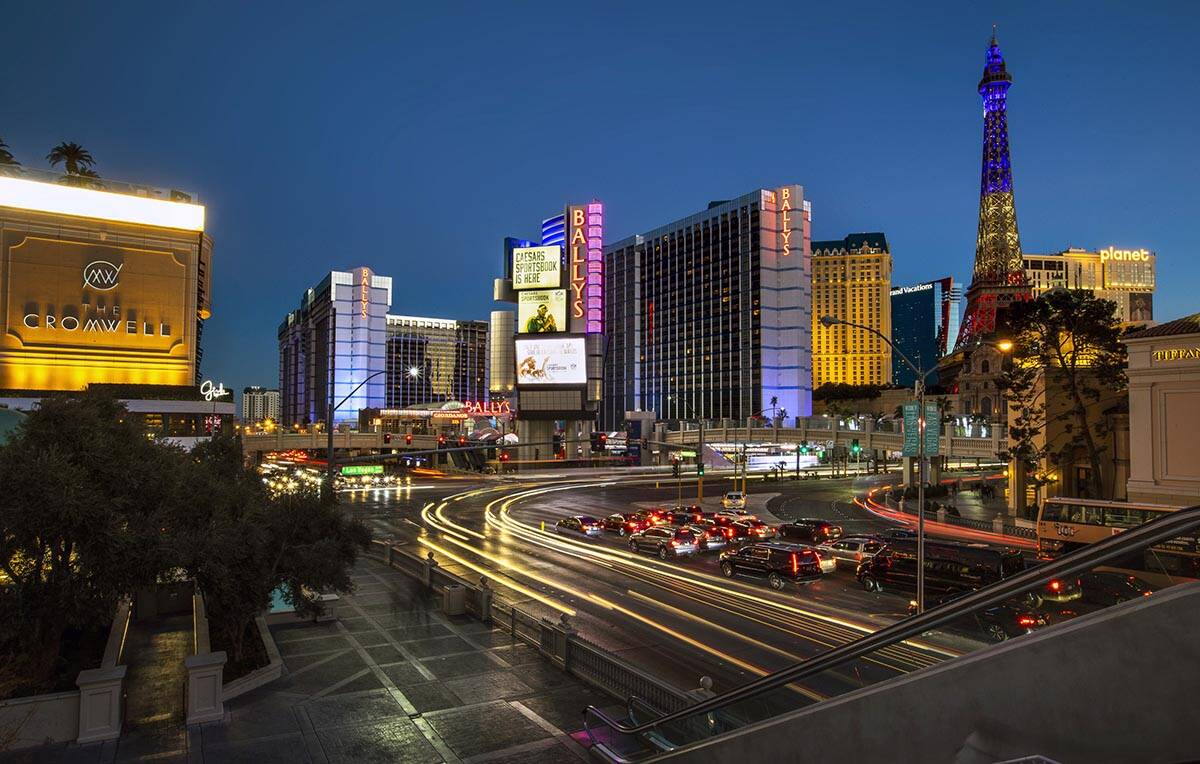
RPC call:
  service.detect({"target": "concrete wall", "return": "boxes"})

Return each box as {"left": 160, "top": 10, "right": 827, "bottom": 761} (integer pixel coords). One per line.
{"left": 0, "top": 691, "right": 79, "bottom": 751}
{"left": 666, "top": 583, "right": 1200, "bottom": 764}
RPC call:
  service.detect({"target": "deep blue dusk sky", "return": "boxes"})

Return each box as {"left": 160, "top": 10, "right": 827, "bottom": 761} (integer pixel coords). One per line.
{"left": 3, "top": 2, "right": 1197, "bottom": 394}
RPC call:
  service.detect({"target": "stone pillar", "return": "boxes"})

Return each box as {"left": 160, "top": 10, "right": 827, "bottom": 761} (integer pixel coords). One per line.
{"left": 479, "top": 578, "right": 494, "bottom": 624}
{"left": 76, "top": 666, "right": 126, "bottom": 744}
{"left": 184, "top": 651, "right": 226, "bottom": 725}
{"left": 1008, "top": 457, "right": 1028, "bottom": 517}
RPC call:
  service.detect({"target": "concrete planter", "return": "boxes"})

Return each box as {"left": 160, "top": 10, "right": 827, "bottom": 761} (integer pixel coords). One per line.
{"left": 0, "top": 599, "right": 131, "bottom": 752}
{"left": 221, "top": 616, "right": 283, "bottom": 702}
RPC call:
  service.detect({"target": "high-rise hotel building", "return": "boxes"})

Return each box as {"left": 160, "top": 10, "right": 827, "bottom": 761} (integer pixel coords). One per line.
{"left": 242, "top": 386, "right": 281, "bottom": 425}
{"left": 602, "top": 186, "right": 812, "bottom": 429}
{"left": 278, "top": 267, "right": 487, "bottom": 426}
{"left": 811, "top": 233, "right": 892, "bottom": 388}
{"left": 1023, "top": 246, "right": 1155, "bottom": 323}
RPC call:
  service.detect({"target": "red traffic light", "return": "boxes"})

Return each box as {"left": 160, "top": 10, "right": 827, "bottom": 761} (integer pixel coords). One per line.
{"left": 405, "top": 433, "right": 413, "bottom": 445}
{"left": 383, "top": 433, "right": 392, "bottom": 444}
{"left": 437, "top": 434, "right": 446, "bottom": 445}
{"left": 599, "top": 433, "right": 607, "bottom": 443}
{"left": 458, "top": 436, "right": 466, "bottom": 446}
{"left": 499, "top": 452, "right": 510, "bottom": 462}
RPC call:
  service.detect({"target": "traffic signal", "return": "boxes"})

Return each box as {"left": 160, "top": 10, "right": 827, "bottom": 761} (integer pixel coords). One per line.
{"left": 405, "top": 433, "right": 413, "bottom": 445}
{"left": 851, "top": 438, "right": 862, "bottom": 455}
{"left": 383, "top": 433, "right": 392, "bottom": 444}
{"left": 799, "top": 441, "right": 809, "bottom": 455}
{"left": 672, "top": 459, "right": 680, "bottom": 477}
{"left": 499, "top": 451, "right": 510, "bottom": 462}
{"left": 696, "top": 462, "right": 705, "bottom": 477}
{"left": 437, "top": 434, "right": 446, "bottom": 447}
{"left": 590, "top": 431, "right": 608, "bottom": 451}
{"left": 458, "top": 436, "right": 466, "bottom": 447}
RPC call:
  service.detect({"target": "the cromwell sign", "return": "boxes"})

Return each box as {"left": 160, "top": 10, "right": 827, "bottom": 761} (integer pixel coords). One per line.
{"left": 1, "top": 234, "right": 193, "bottom": 390}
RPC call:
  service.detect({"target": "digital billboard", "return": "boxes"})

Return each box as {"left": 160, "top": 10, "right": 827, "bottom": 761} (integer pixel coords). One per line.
{"left": 515, "top": 336, "right": 586, "bottom": 386}
{"left": 512, "top": 246, "right": 561, "bottom": 290}
{"left": 517, "top": 290, "right": 566, "bottom": 334}
{"left": 0, "top": 233, "right": 194, "bottom": 390}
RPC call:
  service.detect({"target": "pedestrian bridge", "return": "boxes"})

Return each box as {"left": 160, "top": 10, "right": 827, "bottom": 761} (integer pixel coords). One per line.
{"left": 663, "top": 416, "right": 1005, "bottom": 460}
{"left": 241, "top": 431, "right": 440, "bottom": 459}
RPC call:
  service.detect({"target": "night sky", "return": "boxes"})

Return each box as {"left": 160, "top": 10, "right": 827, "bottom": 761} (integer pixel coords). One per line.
{"left": 3, "top": 2, "right": 1197, "bottom": 396}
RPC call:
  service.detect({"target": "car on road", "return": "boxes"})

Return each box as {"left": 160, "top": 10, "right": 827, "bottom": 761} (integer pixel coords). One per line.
{"left": 633, "top": 508, "right": 668, "bottom": 526}
{"left": 910, "top": 591, "right": 1049, "bottom": 642}
{"left": 856, "top": 538, "right": 1025, "bottom": 595}
{"left": 688, "top": 523, "right": 729, "bottom": 551}
{"left": 696, "top": 518, "right": 738, "bottom": 541}
{"left": 817, "top": 536, "right": 884, "bottom": 569}
{"left": 721, "top": 492, "right": 747, "bottom": 510}
{"left": 668, "top": 506, "right": 704, "bottom": 525}
{"left": 555, "top": 516, "right": 603, "bottom": 537}
{"left": 719, "top": 543, "right": 822, "bottom": 590}
{"left": 601, "top": 512, "right": 646, "bottom": 536}
{"left": 882, "top": 527, "right": 918, "bottom": 540}
{"left": 1021, "top": 561, "right": 1084, "bottom": 606}
{"left": 777, "top": 518, "right": 844, "bottom": 544}
{"left": 1077, "top": 571, "right": 1154, "bottom": 606}
{"left": 628, "top": 526, "right": 699, "bottom": 559}
{"left": 731, "top": 518, "right": 776, "bottom": 540}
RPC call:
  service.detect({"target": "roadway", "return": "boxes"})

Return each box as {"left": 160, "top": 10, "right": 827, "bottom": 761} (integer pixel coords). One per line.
{"left": 337, "top": 469, "right": 991, "bottom": 706}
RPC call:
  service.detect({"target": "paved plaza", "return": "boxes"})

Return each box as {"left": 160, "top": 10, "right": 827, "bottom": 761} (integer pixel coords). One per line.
{"left": 2, "top": 557, "right": 617, "bottom": 763}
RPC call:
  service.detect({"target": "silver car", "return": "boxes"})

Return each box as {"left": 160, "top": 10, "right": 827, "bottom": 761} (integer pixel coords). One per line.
{"left": 818, "top": 537, "right": 884, "bottom": 569}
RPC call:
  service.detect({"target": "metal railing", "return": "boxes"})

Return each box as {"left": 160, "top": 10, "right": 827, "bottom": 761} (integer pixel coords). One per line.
{"left": 583, "top": 504, "right": 1200, "bottom": 762}
{"left": 569, "top": 636, "right": 693, "bottom": 716}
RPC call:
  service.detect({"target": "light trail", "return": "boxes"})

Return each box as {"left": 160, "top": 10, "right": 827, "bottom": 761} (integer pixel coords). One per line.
{"left": 416, "top": 536, "right": 576, "bottom": 616}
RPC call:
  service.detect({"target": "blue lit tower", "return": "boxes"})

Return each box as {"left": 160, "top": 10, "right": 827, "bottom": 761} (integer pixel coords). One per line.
{"left": 957, "top": 28, "right": 1032, "bottom": 347}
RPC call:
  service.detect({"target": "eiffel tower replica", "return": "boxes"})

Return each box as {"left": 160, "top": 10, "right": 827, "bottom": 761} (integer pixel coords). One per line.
{"left": 957, "top": 28, "right": 1032, "bottom": 347}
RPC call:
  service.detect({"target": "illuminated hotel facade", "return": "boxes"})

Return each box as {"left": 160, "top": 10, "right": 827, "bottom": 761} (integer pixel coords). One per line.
{"left": 0, "top": 169, "right": 230, "bottom": 445}
{"left": 278, "top": 268, "right": 489, "bottom": 427}
{"left": 601, "top": 186, "right": 812, "bottom": 430}
{"left": 811, "top": 233, "right": 892, "bottom": 388}
{"left": 1023, "top": 246, "right": 1155, "bottom": 323}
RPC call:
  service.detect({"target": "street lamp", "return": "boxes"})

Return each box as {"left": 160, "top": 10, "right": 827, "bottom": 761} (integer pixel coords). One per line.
{"left": 326, "top": 369, "right": 388, "bottom": 489}
{"left": 668, "top": 395, "right": 705, "bottom": 501}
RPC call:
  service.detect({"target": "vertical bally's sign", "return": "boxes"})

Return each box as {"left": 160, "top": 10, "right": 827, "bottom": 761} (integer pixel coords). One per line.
{"left": 359, "top": 267, "right": 370, "bottom": 319}
{"left": 779, "top": 187, "right": 793, "bottom": 257}
{"left": 567, "top": 202, "right": 604, "bottom": 334}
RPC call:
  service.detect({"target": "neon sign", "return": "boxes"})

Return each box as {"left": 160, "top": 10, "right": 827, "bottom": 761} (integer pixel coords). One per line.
{"left": 567, "top": 202, "right": 604, "bottom": 333}
{"left": 461, "top": 400, "right": 513, "bottom": 417}
{"left": 359, "top": 268, "right": 370, "bottom": 319}
{"left": 1099, "top": 247, "right": 1150, "bottom": 263}
{"left": 200, "top": 379, "right": 229, "bottom": 401}
{"left": 779, "top": 187, "right": 793, "bottom": 257}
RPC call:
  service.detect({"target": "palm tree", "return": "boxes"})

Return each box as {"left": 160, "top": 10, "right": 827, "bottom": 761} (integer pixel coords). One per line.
{"left": 46, "top": 142, "right": 97, "bottom": 176}
{"left": 0, "top": 138, "right": 18, "bottom": 167}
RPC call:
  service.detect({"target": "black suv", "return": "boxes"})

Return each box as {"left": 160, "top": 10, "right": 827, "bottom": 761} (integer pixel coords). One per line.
{"left": 912, "top": 591, "right": 1048, "bottom": 643}
{"left": 778, "top": 518, "right": 844, "bottom": 544}
{"left": 719, "top": 543, "right": 822, "bottom": 590}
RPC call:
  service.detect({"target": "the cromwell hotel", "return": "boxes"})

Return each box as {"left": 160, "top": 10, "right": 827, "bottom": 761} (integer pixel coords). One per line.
{"left": 0, "top": 169, "right": 228, "bottom": 445}
{"left": 602, "top": 186, "right": 812, "bottom": 430}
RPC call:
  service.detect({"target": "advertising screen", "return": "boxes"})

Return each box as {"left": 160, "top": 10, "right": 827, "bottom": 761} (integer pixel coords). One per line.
{"left": 1, "top": 232, "right": 193, "bottom": 390}
{"left": 512, "top": 246, "right": 561, "bottom": 290}
{"left": 515, "top": 337, "right": 586, "bottom": 386}
{"left": 517, "top": 290, "right": 566, "bottom": 334}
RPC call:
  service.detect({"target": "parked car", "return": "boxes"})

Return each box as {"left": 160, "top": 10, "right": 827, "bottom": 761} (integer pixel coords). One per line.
{"left": 628, "top": 526, "right": 700, "bottom": 559}
{"left": 601, "top": 512, "right": 646, "bottom": 536}
{"left": 856, "top": 539, "right": 1025, "bottom": 594}
{"left": 721, "top": 492, "right": 747, "bottom": 510}
{"left": 688, "top": 523, "right": 729, "bottom": 551}
{"left": 911, "top": 590, "right": 1049, "bottom": 642}
{"left": 555, "top": 516, "right": 603, "bottom": 537}
{"left": 778, "top": 518, "right": 844, "bottom": 544}
{"left": 1077, "top": 571, "right": 1154, "bottom": 606}
{"left": 719, "top": 543, "right": 822, "bottom": 590}
{"left": 731, "top": 518, "right": 776, "bottom": 540}
{"left": 817, "top": 536, "right": 885, "bottom": 569}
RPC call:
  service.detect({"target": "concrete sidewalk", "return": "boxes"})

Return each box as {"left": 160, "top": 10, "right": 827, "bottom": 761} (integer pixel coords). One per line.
{"left": 3, "top": 557, "right": 617, "bottom": 764}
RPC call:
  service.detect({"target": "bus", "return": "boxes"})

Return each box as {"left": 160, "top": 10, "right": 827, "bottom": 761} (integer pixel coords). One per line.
{"left": 1037, "top": 498, "right": 1200, "bottom": 586}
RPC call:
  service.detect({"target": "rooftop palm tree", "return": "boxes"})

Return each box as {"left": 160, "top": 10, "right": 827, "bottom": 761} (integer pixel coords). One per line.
{"left": 0, "top": 138, "right": 18, "bottom": 167}
{"left": 46, "top": 142, "right": 96, "bottom": 176}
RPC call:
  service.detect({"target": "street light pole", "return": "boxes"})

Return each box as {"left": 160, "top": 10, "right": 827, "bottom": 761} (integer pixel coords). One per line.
{"left": 821, "top": 315, "right": 931, "bottom": 612}
{"left": 326, "top": 366, "right": 389, "bottom": 491}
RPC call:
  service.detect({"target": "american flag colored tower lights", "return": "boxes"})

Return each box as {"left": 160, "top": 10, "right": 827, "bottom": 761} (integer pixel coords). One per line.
{"left": 957, "top": 28, "right": 1032, "bottom": 347}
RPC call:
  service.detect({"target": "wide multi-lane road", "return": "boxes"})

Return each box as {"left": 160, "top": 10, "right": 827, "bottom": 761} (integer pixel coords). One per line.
{"left": 339, "top": 470, "right": 980, "bottom": 700}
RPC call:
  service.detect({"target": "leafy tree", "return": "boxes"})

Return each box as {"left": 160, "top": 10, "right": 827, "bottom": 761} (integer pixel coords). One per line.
{"left": 0, "top": 393, "right": 180, "bottom": 696}
{"left": 173, "top": 435, "right": 369, "bottom": 665}
{"left": 1001, "top": 290, "right": 1127, "bottom": 498}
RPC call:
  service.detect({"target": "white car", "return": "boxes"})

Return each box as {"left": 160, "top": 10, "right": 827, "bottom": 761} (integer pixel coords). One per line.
{"left": 721, "top": 492, "right": 747, "bottom": 510}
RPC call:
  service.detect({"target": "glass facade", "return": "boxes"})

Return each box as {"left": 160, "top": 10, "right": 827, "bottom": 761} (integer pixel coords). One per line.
{"left": 384, "top": 316, "right": 488, "bottom": 409}
{"left": 602, "top": 187, "right": 811, "bottom": 430}
{"left": 890, "top": 278, "right": 955, "bottom": 387}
